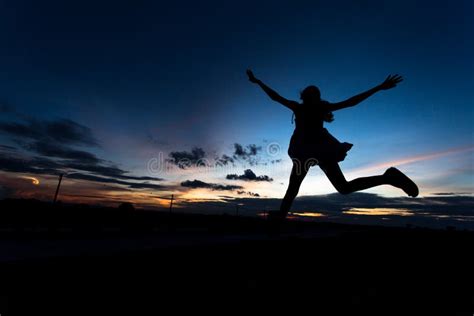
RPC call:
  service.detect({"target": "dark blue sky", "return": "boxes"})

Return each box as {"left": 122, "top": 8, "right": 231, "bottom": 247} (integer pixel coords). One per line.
{"left": 0, "top": 0, "right": 473, "bottom": 208}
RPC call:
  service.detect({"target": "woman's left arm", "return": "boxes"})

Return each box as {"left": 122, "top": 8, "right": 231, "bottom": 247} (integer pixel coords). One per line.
{"left": 329, "top": 74, "right": 403, "bottom": 111}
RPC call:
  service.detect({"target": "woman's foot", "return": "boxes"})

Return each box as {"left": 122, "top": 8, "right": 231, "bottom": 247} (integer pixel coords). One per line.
{"left": 384, "top": 167, "right": 419, "bottom": 197}
{"left": 341, "top": 142, "right": 353, "bottom": 151}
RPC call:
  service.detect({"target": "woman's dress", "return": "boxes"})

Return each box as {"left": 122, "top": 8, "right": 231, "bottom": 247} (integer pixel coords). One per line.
{"left": 288, "top": 101, "right": 353, "bottom": 166}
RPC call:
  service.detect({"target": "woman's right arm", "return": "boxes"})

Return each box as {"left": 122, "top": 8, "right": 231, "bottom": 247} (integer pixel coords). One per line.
{"left": 247, "top": 69, "right": 298, "bottom": 111}
{"left": 329, "top": 74, "right": 403, "bottom": 111}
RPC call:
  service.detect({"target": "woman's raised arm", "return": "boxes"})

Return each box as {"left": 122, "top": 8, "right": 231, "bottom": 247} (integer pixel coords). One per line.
{"left": 247, "top": 69, "right": 298, "bottom": 111}
{"left": 329, "top": 74, "right": 403, "bottom": 111}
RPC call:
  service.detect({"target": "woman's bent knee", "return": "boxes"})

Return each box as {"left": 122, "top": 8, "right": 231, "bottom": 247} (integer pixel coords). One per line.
{"left": 335, "top": 184, "right": 352, "bottom": 195}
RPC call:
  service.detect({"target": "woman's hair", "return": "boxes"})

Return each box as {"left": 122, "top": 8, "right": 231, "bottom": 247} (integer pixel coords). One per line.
{"left": 300, "top": 85, "right": 321, "bottom": 102}
{"left": 298, "top": 85, "right": 334, "bottom": 123}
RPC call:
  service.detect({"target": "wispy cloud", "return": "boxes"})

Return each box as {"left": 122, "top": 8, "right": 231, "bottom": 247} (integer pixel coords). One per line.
{"left": 0, "top": 118, "right": 99, "bottom": 147}
{"left": 0, "top": 116, "right": 165, "bottom": 192}
{"left": 350, "top": 145, "right": 474, "bottom": 174}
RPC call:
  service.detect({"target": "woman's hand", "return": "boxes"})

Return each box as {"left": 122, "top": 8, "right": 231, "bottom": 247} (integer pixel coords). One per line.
{"left": 379, "top": 74, "right": 403, "bottom": 90}
{"left": 246, "top": 69, "right": 259, "bottom": 83}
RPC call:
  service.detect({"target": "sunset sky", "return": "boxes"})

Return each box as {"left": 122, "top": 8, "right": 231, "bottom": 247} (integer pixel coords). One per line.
{"left": 0, "top": 0, "right": 472, "bottom": 224}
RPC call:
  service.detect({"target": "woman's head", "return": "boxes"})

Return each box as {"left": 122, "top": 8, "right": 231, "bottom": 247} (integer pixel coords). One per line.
{"left": 300, "top": 85, "right": 321, "bottom": 104}
{"left": 299, "top": 85, "right": 334, "bottom": 122}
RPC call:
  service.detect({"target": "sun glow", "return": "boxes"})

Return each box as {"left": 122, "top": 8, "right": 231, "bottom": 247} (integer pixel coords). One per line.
{"left": 291, "top": 211, "right": 326, "bottom": 218}
{"left": 343, "top": 208, "right": 414, "bottom": 216}
{"left": 22, "top": 176, "right": 40, "bottom": 185}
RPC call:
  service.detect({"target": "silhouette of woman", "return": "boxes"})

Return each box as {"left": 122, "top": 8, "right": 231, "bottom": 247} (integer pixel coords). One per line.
{"left": 247, "top": 69, "right": 419, "bottom": 219}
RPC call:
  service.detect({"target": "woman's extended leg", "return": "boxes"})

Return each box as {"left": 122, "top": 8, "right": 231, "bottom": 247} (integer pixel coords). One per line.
{"left": 279, "top": 160, "right": 309, "bottom": 216}
{"left": 319, "top": 161, "right": 389, "bottom": 194}
{"left": 319, "top": 161, "right": 418, "bottom": 196}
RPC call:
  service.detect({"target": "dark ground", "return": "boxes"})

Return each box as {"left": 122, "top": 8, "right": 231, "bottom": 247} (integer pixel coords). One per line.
{"left": 0, "top": 199, "right": 473, "bottom": 315}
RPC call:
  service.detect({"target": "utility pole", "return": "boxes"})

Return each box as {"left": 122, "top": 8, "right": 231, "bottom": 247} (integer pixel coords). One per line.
{"left": 235, "top": 204, "right": 239, "bottom": 216}
{"left": 53, "top": 173, "right": 63, "bottom": 203}
{"left": 169, "top": 194, "right": 174, "bottom": 214}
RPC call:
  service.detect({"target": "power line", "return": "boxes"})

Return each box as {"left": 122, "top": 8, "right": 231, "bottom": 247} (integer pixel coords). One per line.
{"left": 53, "top": 174, "right": 63, "bottom": 203}
{"left": 169, "top": 194, "right": 174, "bottom": 214}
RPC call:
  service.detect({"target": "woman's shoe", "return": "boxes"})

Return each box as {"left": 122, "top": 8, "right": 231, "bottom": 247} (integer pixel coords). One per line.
{"left": 384, "top": 167, "right": 419, "bottom": 197}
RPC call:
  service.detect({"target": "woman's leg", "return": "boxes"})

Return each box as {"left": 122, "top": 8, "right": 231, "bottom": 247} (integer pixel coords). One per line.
{"left": 319, "top": 161, "right": 389, "bottom": 195}
{"left": 279, "top": 160, "right": 310, "bottom": 216}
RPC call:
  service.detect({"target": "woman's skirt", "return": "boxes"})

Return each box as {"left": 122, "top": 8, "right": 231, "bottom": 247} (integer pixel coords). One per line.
{"left": 288, "top": 128, "right": 353, "bottom": 166}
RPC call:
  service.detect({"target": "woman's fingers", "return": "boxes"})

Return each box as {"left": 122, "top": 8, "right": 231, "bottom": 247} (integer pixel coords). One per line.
{"left": 380, "top": 74, "right": 403, "bottom": 89}
{"left": 392, "top": 76, "right": 403, "bottom": 85}
{"left": 393, "top": 74, "right": 403, "bottom": 80}
{"left": 386, "top": 74, "right": 403, "bottom": 81}
{"left": 246, "top": 69, "right": 258, "bottom": 83}
{"left": 388, "top": 74, "right": 403, "bottom": 85}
